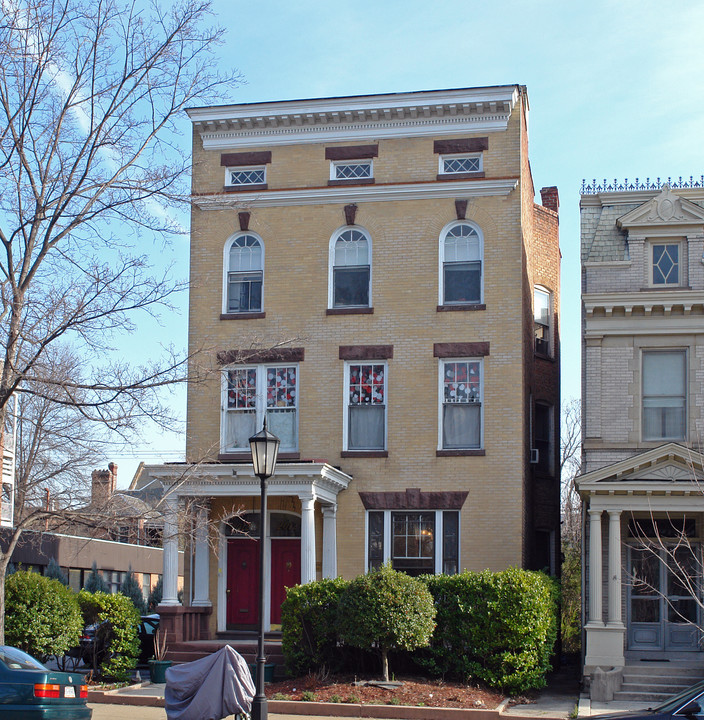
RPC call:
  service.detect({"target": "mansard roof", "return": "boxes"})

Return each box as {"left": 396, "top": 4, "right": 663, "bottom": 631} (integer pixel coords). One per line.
{"left": 617, "top": 185, "right": 704, "bottom": 235}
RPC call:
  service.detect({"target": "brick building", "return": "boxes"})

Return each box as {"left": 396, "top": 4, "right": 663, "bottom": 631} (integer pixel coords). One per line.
{"left": 578, "top": 180, "right": 704, "bottom": 685}
{"left": 145, "top": 85, "right": 561, "bottom": 640}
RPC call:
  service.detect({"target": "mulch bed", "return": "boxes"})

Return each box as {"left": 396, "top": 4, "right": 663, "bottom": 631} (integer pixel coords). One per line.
{"left": 265, "top": 674, "right": 505, "bottom": 709}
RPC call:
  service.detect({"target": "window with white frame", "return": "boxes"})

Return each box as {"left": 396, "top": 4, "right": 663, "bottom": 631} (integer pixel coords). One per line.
{"left": 225, "top": 234, "right": 263, "bottom": 313}
{"left": 330, "top": 228, "right": 371, "bottom": 308}
{"left": 367, "top": 509, "right": 459, "bottom": 575}
{"left": 642, "top": 350, "right": 686, "bottom": 440}
{"left": 440, "top": 222, "right": 482, "bottom": 305}
{"left": 223, "top": 365, "right": 298, "bottom": 452}
{"left": 534, "top": 286, "right": 551, "bottom": 355}
{"left": 650, "top": 242, "right": 681, "bottom": 286}
{"left": 440, "top": 359, "right": 482, "bottom": 449}
{"left": 330, "top": 159, "right": 372, "bottom": 181}
{"left": 225, "top": 165, "right": 266, "bottom": 187}
{"left": 345, "top": 363, "right": 386, "bottom": 450}
{"left": 439, "top": 153, "right": 482, "bottom": 175}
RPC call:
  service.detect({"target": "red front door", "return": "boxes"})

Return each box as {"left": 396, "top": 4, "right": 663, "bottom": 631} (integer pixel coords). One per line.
{"left": 227, "top": 539, "right": 259, "bottom": 626}
{"left": 270, "top": 539, "right": 301, "bottom": 624}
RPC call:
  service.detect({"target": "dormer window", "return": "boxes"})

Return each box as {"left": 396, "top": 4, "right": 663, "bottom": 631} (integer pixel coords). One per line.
{"left": 651, "top": 242, "right": 680, "bottom": 286}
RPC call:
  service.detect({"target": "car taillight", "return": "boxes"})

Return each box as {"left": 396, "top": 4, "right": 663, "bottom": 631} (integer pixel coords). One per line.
{"left": 34, "top": 683, "right": 61, "bottom": 698}
{"left": 79, "top": 685, "right": 88, "bottom": 698}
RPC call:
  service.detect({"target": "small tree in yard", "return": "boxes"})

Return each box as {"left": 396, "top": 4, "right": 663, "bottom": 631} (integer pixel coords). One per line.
{"left": 5, "top": 570, "right": 82, "bottom": 661}
{"left": 120, "top": 566, "right": 146, "bottom": 615}
{"left": 45, "top": 557, "right": 68, "bottom": 585}
{"left": 337, "top": 564, "right": 436, "bottom": 682}
{"left": 84, "top": 561, "right": 109, "bottom": 593}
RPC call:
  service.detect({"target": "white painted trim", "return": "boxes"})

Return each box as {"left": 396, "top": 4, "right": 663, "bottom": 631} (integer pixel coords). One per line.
{"left": 330, "top": 159, "right": 373, "bottom": 181}
{"left": 224, "top": 165, "right": 267, "bottom": 188}
{"left": 438, "top": 152, "right": 483, "bottom": 175}
{"left": 217, "top": 530, "right": 226, "bottom": 632}
{"left": 222, "top": 231, "right": 265, "bottom": 314}
{"left": 438, "top": 219, "right": 484, "bottom": 306}
{"left": 192, "top": 178, "right": 518, "bottom": 210}
{"left": 328, "top": 225, "right": 372, "bottom": 309}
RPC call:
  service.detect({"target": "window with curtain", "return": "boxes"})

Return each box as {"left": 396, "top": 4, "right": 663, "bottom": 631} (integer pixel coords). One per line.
{"left": 226, "top": 234, "right": 263, "bottom": 312}
{"left": 642, "top": 350, "right": 686, "bottom": 440}
{"left": 441, "top": 359, "right": 482, "bottom": 449}
{"left": 441, "top": 223, "right": 482, "bottom": 304}
{"left": 332, "top": 229, "right": 370, "bottom": 308}
{"left": 346, "top": 363, "right": 385, "bottom": 450}
{"left": 223, "top": 365, "right": 298, "bottom": 451}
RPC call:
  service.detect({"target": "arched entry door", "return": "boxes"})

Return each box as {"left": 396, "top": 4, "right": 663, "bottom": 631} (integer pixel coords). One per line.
{"left": 225, "top": 511, "right": 301, "bottom": 629}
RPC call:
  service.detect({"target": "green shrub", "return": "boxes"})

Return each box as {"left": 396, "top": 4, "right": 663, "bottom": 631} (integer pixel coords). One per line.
{"left": 5, "top": 570, "right": 82, "bottom": 661}
{"left": 77, "top": 590, "right": 141, "bottom": 681}
{"left": 147, "top": 576, "right": 162, "bottom": 611}
{"left": 561, "top": 541, "right": 581, "bottom": 653}
{"left": 281, "top": 577, "right": 349, "bottom": 676}
{"left": 45, "top": 558, "right": 68, "bottom": 585}
{"left": 83, "top": 562, "right": 108, "bottom": 593}
{"left": 419, "top": 568, "right": 558, "bottom": 693}
{"left": 119, "top": 567, "right": 146, "bottom": 615}
{"left": 337, "top": 564, "right": 435, "bottom": 681}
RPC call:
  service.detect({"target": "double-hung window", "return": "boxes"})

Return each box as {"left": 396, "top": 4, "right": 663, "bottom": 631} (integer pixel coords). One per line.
{"left": 534, "top": 286, "right": 551, "bottom": 355}
{"left": 225, "top": 234, "right": 263, "bottom": 313}
{"left": 440, "top": 359, "right": 482, "bottom": 449}
{"left": 344, "top": 362, "right": 386, "bottom": 451}
{"left": 440, "top": 222, "right": 482, "bottom": 305}
{"left": 330, "top": 228, "right": 371, "bottom": 308}
{"left": 223, "top": 365, "right": 298, "bottom": 452}
{"left": 642, "top": 350, "right": 686, "bottom": 440}
{"left": 367, "top": 509, "right": 459, "bottom": 575}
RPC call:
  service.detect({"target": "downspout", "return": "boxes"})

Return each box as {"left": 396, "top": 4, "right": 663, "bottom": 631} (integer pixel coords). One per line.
{"left": 580, "top": 495, "right": 587, "bottom": 677}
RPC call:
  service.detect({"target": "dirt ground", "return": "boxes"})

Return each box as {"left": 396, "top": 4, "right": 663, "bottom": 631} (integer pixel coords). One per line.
{"left": 265, "top": 674, "right": 506, "bottom": 708}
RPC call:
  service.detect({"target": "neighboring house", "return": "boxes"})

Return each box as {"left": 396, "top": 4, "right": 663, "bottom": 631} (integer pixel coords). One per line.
{"left": 578, "top": 180, "right": 704, "bottom": 680}
{"left": 0, "top": 393, "right": 17, "bottom": 528}
{"left": 145, "top": 85, "right": 561, "bottom": 643}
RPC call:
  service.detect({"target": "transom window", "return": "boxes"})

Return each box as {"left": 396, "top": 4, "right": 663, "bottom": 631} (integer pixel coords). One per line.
{"left": 226, "top": 166, "right": 266, "bottom": 187}
{"left": 345, "top": 363, "right": 386, "bottom": 451}
{"left": 652, "top": 243, "right": 680, "bottom": 286}
{"left": 642, "top": 350, "right": 686, "bottom": 441}
{"left": 223, "top": 365, "right": 298, "bottom": 451}
{"left": 331, "top": 228, "right": 371, "bottom": 308}
{"left": 440, "top": 222, "right": 482, "bottom": 305}
{"left": 225, "top": 234, "right": 263, "bottom": 313}
{"left": 440, "top": 154, "right": 482, "bottom": 175}
{"left": 367, "top": 509, "right": 459, "bottom": 576}
{"left": 331, "top": 160, "right": 372, "bottom": 181}
{"left": 440, "top": 359, "right": 482, "bottom": 449}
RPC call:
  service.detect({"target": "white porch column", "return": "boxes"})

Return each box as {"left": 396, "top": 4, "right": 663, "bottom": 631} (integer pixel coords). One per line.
{"left": 588, "top": 508, "right": 603, "bottom": 625}
{"left": 161, "top": 493, "right": 180, "bottom": 606}
{"left": 607, "top": 510, "right": 624, "bottom": 627}
{"left": 192, "top": 501, "right": 211, "bottom": 607}
{"left": 300, "top": 494, "right": 316, "bottom": 584}
{"left": 321, "top": 505, "right": 337, "bottom": 579}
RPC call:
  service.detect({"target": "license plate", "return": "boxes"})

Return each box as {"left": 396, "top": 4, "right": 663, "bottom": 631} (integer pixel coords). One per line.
{"left": 64, "top": 686, "right": 75, "bottom": 698}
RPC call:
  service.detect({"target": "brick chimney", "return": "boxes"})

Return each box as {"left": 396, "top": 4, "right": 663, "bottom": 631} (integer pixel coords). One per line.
{"left": 91, "top": 463, "right": 117, "bottom": 506}
{"left": 540, "top": 186, "right": 559, "bottom": 214}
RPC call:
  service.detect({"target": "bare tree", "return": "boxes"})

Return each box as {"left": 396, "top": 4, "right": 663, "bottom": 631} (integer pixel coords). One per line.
{"left": 0, "top": 0, "right": 241, "bottom": 641}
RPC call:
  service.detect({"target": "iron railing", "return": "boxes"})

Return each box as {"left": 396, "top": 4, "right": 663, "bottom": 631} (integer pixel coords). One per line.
{"left": 581, "top": 176, "right": 704, "bottom": 194}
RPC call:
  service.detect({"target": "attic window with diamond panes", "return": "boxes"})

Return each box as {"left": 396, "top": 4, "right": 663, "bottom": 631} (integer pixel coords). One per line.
{"left": 651, "top": 242, "right": 680, "bottom": 286}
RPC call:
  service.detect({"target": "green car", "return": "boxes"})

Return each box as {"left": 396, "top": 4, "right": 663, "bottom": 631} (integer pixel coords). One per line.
{"left": 0, "top": 646, "right": 92, "bottom": 719}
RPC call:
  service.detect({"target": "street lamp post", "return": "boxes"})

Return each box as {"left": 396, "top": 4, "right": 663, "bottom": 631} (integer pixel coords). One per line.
{"left": 249, "top": 418, "right": 280, "bottom": 720}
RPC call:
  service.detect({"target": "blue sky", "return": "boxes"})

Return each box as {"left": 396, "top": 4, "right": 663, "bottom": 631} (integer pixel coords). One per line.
{"left": 113, "top": 0, "right": 704, "bottom": 485}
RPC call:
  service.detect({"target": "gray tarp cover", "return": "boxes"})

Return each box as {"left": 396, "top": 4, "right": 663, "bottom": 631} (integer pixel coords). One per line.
{"left": 164, "top": 645, "right": 255, "bottom": 720}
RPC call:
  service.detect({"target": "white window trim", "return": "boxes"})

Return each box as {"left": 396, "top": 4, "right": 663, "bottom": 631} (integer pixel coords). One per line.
{"left": 328, "top": 225, "right": 373, "bottom": 309}
{"left": 648, "top": 239, "right": 682, "bottom": 288}
{"left": 534, "top": 285, "right": 552, "bottom": 356}
{"left": 220, "top": 363, "right": 299, "bottom": 453}
{"left": 224, "top": 164, "right": 267, "bottom": 187}
{"left": 641, "top": 348, "right": 687, "bottom": 442}
{"left": 438, "top": 219, "right": 484, "bottom": 306}
{"left": 364, "top": 509, "right": 460, "bottom": 575}
{"left": 342, "top": 360, "right": 387, "bottom": 451}
{"left": 329, "top": 158, "right": 373, "bottom": 181}
{"left": 438, "top": 152, "right": 483, "bottom": 175}
{"left": 222, "top": 232, "right": 265, "bottom": 314}
{"left": 437, "top": 357, "right": 484, "bottom": 450}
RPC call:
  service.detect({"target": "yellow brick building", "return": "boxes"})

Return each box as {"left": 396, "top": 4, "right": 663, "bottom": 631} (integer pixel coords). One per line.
{"left": 147, "top": 85, "right": 561, "bottom": 642}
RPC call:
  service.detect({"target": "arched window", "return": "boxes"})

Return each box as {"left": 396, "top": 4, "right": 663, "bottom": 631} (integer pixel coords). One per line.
{"left": 329, "top": 228, "right": 371, "bottom": 308}
{"left": 440, "top": 222, "right": 482, "bottom": 305}
{"left": 224, "top": 234, "right": 263, "bottom": 313}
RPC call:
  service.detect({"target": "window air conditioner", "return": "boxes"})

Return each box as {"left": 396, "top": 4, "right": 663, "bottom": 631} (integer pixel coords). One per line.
{"left": 530, "top": 448, "right": 539, "bottom": 464}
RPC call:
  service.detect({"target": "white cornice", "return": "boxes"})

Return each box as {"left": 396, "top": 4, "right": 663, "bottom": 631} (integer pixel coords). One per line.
{"left": 584, "top": 289, "right": 704, "bottom": 318}
{"left": 191, "top": 178, "right": 518, "bottom": 209}
{"left": 187, "top": 86, "right": 520, "bottom": 148}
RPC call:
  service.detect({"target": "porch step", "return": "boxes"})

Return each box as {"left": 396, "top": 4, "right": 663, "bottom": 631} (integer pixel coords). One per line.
{"left": 613, "top": 691, "right": 674, "bottom": 703}
{"left": 164, "top": 638, "right": 286, "bottom": 677}
{"left": 612, "top": 662, "right": 704, "bottom": 704}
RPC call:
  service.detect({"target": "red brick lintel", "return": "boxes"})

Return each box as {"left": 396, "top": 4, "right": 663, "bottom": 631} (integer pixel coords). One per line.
{"left": 433, "top": 342, "right": 490, "bottom": 358}
{"left": 359, "top": 488, "right": 469, "bottom": 510}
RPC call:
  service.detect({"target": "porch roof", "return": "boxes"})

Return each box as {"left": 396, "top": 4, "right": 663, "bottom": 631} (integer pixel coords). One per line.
{"left": 142, "top": 461, "right": 352, "bottom": 506}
